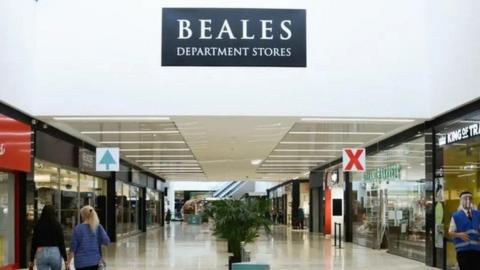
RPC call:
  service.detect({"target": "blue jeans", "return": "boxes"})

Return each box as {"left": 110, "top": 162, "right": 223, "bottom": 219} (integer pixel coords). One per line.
{"left": 35, "top": 247, "right": 62, "bottom": 270}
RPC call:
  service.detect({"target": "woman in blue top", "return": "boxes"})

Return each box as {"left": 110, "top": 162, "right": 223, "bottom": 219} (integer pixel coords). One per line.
{"left": 67, "top": 205, "right": 110, "bottom": 270}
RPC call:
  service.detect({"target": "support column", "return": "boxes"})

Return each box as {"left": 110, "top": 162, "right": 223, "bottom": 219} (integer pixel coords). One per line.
{"left": 106, "top": 173, "right": 116, "bottom": 242}
{"left": 344, "top": 172, "right": 353, "bottom": 242}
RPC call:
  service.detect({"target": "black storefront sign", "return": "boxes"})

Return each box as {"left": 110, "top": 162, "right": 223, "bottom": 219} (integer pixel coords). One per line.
{"left": 162, "top": 8, "right": 306, "bottom": 67}
{"left": 438, "top": 123, "right": 480, "bottom": 145}
{"left": 79, "top": 148, "right": 96, "bottom": 172}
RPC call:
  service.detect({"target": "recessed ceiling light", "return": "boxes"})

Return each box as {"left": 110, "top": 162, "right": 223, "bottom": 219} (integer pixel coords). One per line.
{"left": 100, "top": 141, "right": 185, "bottom": 144}
{"left": 53, "top": 116, "right": 171, "bottom": 121}
{"left": 261, "top": 164, "right": 314, "bottom": 167}
{"left": 151, "top": 167, "right": 202, "bottom": 170}
{"left": 143, "top": 164, "right": 199, "bottom": 167}
{"left": 251, "top": 159, "right": 263, "bottom": 165}
{"left": 82, "top": 130, "right": 179, "bottom": 134}
{"left": 135, "top": 160, "right": 198, "bottom": 163}
{"left": 280, "top": 142, "right": 363, "bottom": 145}
{"left": 269, "top": 155, "right": 336, "bottom": 158}
{"left": 264, "top": 160, "right": 325, "bottom": 163}
{"left": 120, "top": 148, "right": 190, "bottom": 152}
{"left": 300, "top": 118, "right": 415, "bottom": 122}
{"left": 126, "top": 155, "right": 194, "bottom": 158}
{"left": 289, "top": 131, "right": 385, "bottom": 135}
{"left": 274, "top": 149, "right": 343, "bottom": 152}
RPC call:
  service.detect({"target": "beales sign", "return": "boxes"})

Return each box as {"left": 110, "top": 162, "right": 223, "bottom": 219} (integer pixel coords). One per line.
{"left": 162, "top": 8, "right": 307, "bottom": 67}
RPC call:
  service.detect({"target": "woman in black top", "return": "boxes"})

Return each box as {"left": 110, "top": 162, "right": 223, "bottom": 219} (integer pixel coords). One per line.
{"left": 29, "top": 205, "right": 68, "bottom": 270}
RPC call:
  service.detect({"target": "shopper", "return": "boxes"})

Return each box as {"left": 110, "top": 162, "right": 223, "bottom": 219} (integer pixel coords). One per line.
{"left": 166, "top": 209, "right": 172, "bottom": 224}
{"left": 448, "top": 191, "right": 480, "bottom": 270}
{"left": 298, "top": 208, "right": 305, "bottom": 229}
{"left": 67, "top": 205, "right": 110, "bottom": 270}
{"left": 29, "top": 205, "right": 68, "bottom": 270}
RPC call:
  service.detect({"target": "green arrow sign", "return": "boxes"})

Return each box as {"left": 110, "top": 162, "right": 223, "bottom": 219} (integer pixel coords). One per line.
{"left": 99, "top": 150, "right": 116, "bottom": 170}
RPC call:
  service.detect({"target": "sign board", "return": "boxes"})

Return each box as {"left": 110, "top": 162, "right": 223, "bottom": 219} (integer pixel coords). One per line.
{"left": 438, "top": 122, "right": 480, "bottom": 146}
{"left": 363, "top": 164, "right": 401, "bottom": 182}
{"left": 96, "top": 148, "right": 120, "bottom": 172}
{"left": 0, "top": 114, "right": 31, "bottom": 172}
{"left": 79, "top": 148, "right": 96, "bottom": 172}
{"left": 342, "top": 148, "right": 366, "bottom": 172}
{"left": 162, "top": 8, "right": 307, "bottom": 67}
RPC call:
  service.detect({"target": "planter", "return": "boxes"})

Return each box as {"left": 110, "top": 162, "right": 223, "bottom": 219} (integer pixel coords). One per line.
{"left": 228, "top": 256, "right": 241, "bottom": 270}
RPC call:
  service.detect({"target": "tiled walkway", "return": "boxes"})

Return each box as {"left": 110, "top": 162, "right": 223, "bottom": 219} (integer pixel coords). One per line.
{"left": 103, "top": 223, "right": 436, "bottom": 270}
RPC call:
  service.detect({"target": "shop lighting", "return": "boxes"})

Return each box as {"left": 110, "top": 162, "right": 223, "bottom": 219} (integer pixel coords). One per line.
{"left": 458, "top": 173, "right": 476, "bottom": 178}
{"left": 300, "top": 118, "right": 415, "bottom": 122}
{"left": 126, "top": 155, "right": 194, "bottom": 158}
{"left": 53, "top": 117, "right": 171, "bottom": 121}
{"left": 303, "top": 171, "right": 310, "bottom": 176}
{"left": 120, "top": 148, "right": 190, "bottom": 152}
{"left": 269, "top": 155, "right": 336, "bottom": 158}
{"left": 82, "top": 130, "right": 179, "bottom": 134}
{"left": 289, "top": 131, "right": 385, "bottom": 135}
{"left": 280, "top": 141, "right": 363, "bottom": 145}
{"left": 100, "top": 141, "right": 185, "bottom": 144}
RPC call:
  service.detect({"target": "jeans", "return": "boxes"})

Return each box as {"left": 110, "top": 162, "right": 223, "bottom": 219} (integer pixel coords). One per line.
{"left": 35, "top": 247, "right": 62, "bottom": 270}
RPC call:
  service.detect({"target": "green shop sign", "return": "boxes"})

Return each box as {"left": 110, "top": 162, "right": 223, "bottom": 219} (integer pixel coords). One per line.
{"left": 363, "top": 164, "right": 401, "bottom": 182}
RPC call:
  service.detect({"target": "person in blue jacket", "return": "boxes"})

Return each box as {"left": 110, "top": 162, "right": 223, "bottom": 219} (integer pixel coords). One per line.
{"left": 67, "top": 205, "right": 110, "bottom": 270}
{"left": 448, "top": 191, "right": 480, "bottom": 270}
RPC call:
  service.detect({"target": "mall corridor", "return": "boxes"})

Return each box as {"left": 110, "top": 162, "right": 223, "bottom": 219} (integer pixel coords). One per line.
{"left": 103, "top": 223, "right": 435, "bottom": 270}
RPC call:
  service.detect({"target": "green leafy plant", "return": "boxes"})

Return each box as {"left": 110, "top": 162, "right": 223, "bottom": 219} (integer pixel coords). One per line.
{"left": 206, "top": 198, "right": 271, "bottom": 260}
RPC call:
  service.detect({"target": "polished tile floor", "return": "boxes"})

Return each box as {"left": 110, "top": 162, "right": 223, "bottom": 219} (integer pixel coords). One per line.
{"left": 103, "top": 223, "right": 436, "bottom": 270}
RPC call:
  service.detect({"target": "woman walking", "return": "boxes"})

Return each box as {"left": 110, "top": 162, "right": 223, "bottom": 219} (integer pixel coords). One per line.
{"left": 67, "top": 205, "right": 110, "bottom": 270}
{"left": 29, "top": 205, "right": 68, "bottom": 270}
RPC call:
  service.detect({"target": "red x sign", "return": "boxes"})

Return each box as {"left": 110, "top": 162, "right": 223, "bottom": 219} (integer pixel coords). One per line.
{"left": 343, "top": 148, "right": 366, "bottom": 172}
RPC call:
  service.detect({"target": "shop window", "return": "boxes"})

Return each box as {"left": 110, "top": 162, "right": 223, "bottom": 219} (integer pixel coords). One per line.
{"left": 352, "top": 136, "right": 428, "bottom": 262}
{"left": 0, "top": 172, "right": 15, "bottom": 267}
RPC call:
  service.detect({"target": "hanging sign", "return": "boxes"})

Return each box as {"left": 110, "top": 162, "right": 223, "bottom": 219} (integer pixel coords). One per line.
{"left": 96, "top": 148, "right": 120, "bottom": 172}
{"left": 438, "top": 123, "right": 480, "bottom": 146}
{"left": 161, "top": 8, "right": 307, "bottom": 67}
{"left": 342, "top": 148, "right": 366, "bottom": 172}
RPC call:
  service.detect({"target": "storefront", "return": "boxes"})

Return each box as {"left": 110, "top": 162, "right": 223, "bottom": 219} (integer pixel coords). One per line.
{"left": 0, "top": 113, "right": 32, "bottom": 269}
{"left": 268, "top": 179, "right": 309, "bottom": 228}
{"left": 434, "top": 108, "right": 480, "bottom": 270}
{"left": 351, "top": 135, "right": 429, "bottom": 262}
{"left": 146, "top": 177, "right": 163, "bottom": 229}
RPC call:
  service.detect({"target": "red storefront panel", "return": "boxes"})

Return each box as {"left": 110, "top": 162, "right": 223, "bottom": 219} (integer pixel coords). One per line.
{"left": 0, "top": 114, "right": 31, "bottom": 172}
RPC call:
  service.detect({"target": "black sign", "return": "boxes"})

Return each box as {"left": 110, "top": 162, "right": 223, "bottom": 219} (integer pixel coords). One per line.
{"left": 439, "top": 123, "right": 480, "bottom": 146}
{"left": 162, "top": 8, "right": 306, "bottom": 67}
{"left": 79, "top": 148, "right": 96, "bottom": 172}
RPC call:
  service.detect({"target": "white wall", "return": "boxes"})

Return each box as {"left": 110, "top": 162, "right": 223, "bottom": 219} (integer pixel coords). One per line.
{"left": 255, "top": 181, "right": 281, "bottom": 193}
{"left": 0, "top": 0, "right": 478, "bottom": 118}
{"left": 0, "top": 0, "right": 35, "bottom": 112}
{"left": 428, "top": 1, "right": 480, "bottom": 115}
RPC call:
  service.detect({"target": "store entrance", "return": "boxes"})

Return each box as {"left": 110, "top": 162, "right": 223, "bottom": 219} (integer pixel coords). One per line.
{"left": 437, "top": 133, "right": 480, "bottom": 270}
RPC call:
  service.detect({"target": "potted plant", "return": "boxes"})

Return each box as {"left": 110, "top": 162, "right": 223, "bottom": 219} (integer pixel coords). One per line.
{"left": 206, "top": 198, "right": 271, "bottom": 270}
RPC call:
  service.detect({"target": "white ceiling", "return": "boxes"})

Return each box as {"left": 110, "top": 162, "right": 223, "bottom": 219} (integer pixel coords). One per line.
{"left": 40, "top": 116, "right": 422, "bottom": 181}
